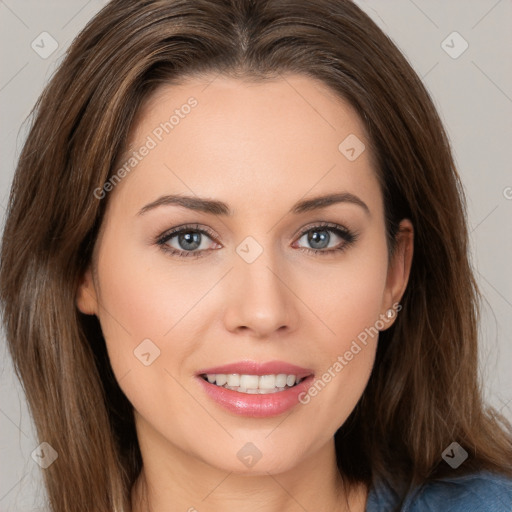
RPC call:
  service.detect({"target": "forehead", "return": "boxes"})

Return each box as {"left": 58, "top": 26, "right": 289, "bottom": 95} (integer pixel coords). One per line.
{"left": 109, "top": 73, "right": 381, "bottom": 218}
{"left": 134, "top": 73, "right": 369, "bottom": 147}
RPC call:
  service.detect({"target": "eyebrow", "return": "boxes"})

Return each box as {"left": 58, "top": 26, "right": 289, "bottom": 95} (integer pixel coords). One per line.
{"left": 137, "top": 192, "right": 370, "bottom": 217}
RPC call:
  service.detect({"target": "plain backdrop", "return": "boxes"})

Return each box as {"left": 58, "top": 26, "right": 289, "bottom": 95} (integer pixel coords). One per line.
{"left": 0, "top": 0, "right": 511, "bottom": 510}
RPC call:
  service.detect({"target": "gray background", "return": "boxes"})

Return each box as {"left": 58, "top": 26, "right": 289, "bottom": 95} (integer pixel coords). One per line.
{"left": 1, "top": 0, "right": 511, "bottom": 510}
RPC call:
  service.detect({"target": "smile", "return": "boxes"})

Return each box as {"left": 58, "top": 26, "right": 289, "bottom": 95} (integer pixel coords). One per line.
{"left": 200, "top": 373, "right": 307, "bottom": 394}
{"left": 196, "top": 361, "right": 314, "bottom": 417}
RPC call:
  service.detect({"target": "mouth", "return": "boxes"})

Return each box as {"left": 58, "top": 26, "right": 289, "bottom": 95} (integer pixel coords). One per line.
{"left": 195, "top": 361, "right": 315, "bottom": 417}
{"left": 199, "top": 373, "right": 308, "bottom": 394}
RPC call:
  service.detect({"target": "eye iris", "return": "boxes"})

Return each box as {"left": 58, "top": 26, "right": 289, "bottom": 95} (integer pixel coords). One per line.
{"left": 308, "top": 229, "right": 329, "bottom": 249}
{"left": 179, "top": 231, "right": 201, "bottom": 250}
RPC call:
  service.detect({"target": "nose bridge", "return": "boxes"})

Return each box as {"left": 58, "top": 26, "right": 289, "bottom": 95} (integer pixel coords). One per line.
{"left": 224, "top": 233, "right": 296, "bottom": 335}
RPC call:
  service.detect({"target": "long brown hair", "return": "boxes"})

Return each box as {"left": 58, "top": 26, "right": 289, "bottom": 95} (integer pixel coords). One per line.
{"left": 1, "top": 0, "right": 511, "bottom": 510}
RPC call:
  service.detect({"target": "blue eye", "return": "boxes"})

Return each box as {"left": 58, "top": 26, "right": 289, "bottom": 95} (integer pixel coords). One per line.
{"left": 156, "top": 222, "right": 357, "bottom": 258}
{"left": 294, "top": 223, "right": 357, "bottom": 255}
{"left": 156, "top": 224, "right": 219, "bottom": 258}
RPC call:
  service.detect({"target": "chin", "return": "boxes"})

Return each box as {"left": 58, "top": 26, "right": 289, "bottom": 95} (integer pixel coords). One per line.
{"left": 191, "top": 433, "right": 313, "bottom": 476}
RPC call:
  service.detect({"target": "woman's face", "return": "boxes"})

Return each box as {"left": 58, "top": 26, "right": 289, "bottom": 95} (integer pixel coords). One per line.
{"left": 77, "top": 74, "right": 412, "bottom": 475}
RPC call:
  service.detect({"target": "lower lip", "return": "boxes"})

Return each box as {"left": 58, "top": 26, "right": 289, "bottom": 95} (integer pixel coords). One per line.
{"left": 196, "top": 375, "right": 314, "bottom": 418}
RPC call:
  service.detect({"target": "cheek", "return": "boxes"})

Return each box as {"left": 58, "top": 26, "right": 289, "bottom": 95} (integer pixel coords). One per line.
{"left": 302, "top": 243, "right": 389, "bottom": 347}
{"left": 92, "top": 238, "right": 206, "bottom": 439}
{"left": 293, "top": 241, "right": 388, "bottom": 429}
{"left": 94, "top": 227, "right": 212, "bottom": 343}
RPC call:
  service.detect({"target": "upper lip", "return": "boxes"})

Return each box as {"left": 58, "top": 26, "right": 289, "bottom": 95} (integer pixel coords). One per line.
{"left": 197, "top": 360, "right": 314, "bottom": 379}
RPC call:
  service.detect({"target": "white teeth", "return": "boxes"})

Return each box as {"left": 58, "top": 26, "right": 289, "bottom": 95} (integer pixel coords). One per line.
{"left": 215, "top": 374, "right": 227, "bottom": 386}
{"left": 275, "top": 374, "right": 287, "bottom": 388}
{"left": 259, "top": 375, "right": 276, "bottom": 389}
{"left": 227, "top": 374, "right": 240, "bottom": 386}
{"left": 240, "top": 374, "right": 259, "bottom": 389}
{"left": 286, "top": 374, "right": 296, "bottom": 387}
{"left": 203, "top": 373, "right": 305, "bottom": 393}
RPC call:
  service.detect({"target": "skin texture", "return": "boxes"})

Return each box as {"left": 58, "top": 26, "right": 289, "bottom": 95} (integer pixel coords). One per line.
{"left": 76, "top": 74, "right": 413, "bottom": 512}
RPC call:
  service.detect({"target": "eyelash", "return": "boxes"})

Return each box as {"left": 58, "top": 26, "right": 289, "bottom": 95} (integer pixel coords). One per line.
{"left": 155, "top": 222, "right": 358, "bottom": 259}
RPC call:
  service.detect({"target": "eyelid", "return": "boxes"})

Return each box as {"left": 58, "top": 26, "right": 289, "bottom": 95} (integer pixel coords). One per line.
{"left": 296, "top": 220, "right": 351, "bottom": 237}
{"left": 156, "top": 223, "right": 220, "bottom": 245}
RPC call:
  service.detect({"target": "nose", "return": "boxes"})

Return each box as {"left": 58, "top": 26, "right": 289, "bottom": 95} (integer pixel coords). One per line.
{"left": 223, "top": 246, "right": 299, "bottom": 339}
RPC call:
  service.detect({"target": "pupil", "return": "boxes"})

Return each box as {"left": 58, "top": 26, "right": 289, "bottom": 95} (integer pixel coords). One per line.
{"left": 308, "top": 230, "right": 329, "bottom": 249}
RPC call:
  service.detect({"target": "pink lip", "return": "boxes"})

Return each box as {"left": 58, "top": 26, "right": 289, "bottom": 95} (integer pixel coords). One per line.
{"left": 196, "top": 360, "right": 313, "bottom": 379}
{"left": 195, "top": 360, "right": 315, "bottom": 418}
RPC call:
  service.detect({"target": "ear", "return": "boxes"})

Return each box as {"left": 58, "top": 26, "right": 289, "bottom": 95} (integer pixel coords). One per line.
{"left": 380, "top": 219, "right": 414, "bottom": 328}
{"left": 76, "top": 267, "right": 99, "bottom": 316}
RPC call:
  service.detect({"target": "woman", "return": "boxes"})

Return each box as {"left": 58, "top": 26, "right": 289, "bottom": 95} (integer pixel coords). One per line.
{"left": 1, "top": 0, "right": 511, "bottom": 511}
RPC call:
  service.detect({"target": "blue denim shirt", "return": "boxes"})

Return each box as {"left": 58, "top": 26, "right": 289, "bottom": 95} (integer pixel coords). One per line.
{"left": 365, "top": 471, "right": 512, "bottom": 512}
